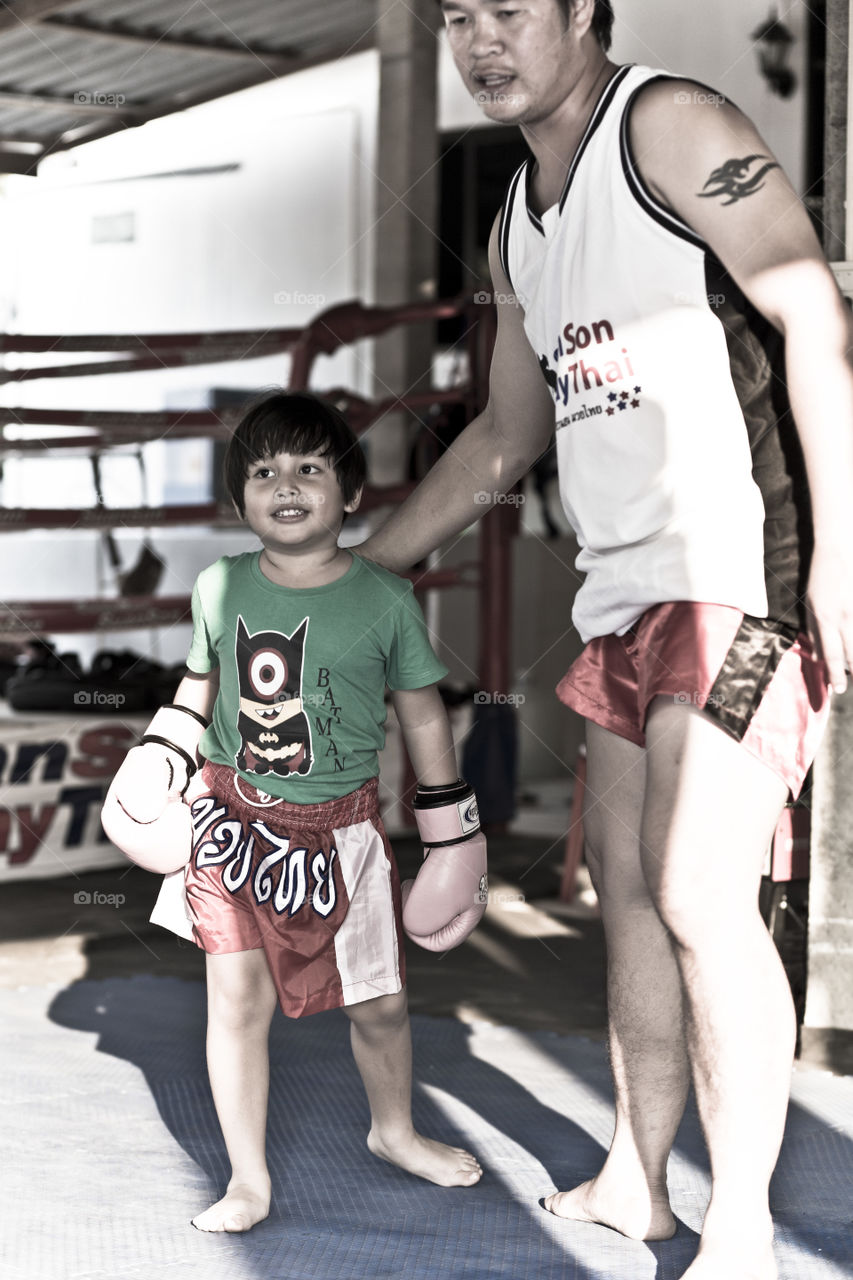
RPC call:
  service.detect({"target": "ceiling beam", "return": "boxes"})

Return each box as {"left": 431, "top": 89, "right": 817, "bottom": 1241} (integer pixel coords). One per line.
{"left": 0, "top": 146, "right": 43, "bottom": 172}
{"left": 0, "top": 1, "right": 79, "bottom": 35}
{"left": 0, "top": 130, "right": 47, "bottom": 145}
{"left": 0, "top": 27, "right": 378, "bottom": 173}
{"left": 42, "top": 14, "right": 301, "bottom": 73}
{"left": 40, "top": 31, "right": 378, "bottom": 153}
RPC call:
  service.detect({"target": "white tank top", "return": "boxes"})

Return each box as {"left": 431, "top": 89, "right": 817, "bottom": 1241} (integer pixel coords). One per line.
{"left": 499, "top": 64, "right": 770, "bottom": 643}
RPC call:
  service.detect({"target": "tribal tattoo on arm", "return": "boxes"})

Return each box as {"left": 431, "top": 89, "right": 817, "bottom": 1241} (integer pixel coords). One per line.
{"left": 697, "top": 154, "right": 780, "bottom": 205}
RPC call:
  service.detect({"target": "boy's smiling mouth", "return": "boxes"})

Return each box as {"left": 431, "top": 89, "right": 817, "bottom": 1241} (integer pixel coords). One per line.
{"left": 272, "top": 506, "right": 308, "bottom": 521}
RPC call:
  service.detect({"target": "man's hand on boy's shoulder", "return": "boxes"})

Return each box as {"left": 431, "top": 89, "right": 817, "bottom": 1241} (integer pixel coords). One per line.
{"left": 351, "top": 540, "right": 387, "bottom": 570}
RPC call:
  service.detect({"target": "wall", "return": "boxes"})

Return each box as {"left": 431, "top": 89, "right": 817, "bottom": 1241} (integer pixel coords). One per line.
{"left": 0, "top": 48, "right": 381, "bottom": 416}
{"left": 804, "top": 690, "right": 853, "bottom": 1045}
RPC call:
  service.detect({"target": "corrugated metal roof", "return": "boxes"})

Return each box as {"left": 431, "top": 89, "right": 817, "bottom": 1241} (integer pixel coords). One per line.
{"left": 0, "top": 0, "right": 377, "bottom": 172}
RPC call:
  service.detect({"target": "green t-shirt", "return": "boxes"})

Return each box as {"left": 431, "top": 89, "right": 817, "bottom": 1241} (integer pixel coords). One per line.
{"left": 187, "top": 551, "right": 448, "bottom": 802}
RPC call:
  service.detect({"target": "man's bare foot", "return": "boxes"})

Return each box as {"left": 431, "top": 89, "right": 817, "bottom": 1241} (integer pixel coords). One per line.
{"left": 192, "top": 1178, "right": 271, "bottom": 1233}
{"left": 367, "top": 1127, "right": 482, "bottom": 1186}
{"left": 679, "top": 1243, "right": 776, "bottom": 1280}
{"left": 542, "top": 1175, "right": 676, "bottom": 1241}
{"left": 679, "top": 1215, "right": 776, "bottom": 1280}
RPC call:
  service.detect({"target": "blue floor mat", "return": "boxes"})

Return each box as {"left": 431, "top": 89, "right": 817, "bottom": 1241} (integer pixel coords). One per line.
{"left": 2, "top": 975, "right": 851, "bottom": 1280}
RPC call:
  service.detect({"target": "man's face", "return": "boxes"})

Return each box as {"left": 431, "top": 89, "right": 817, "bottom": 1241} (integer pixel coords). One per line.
{"left": 441, "top": 0, "right": 582, "bottom": 127}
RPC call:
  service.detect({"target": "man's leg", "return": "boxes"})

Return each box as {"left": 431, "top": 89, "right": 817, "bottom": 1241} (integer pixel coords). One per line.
{"left": 640, "top": 698, "right": 791, "bottom": 1279}
{"left": 345, "top": 987, "right": 482, "bottom": 1186}
{"left": 545, "top": 719, "right": 689, "bottom": 1239}
{"left": 192, "top": 949, "right": 278, "bottom": 1232}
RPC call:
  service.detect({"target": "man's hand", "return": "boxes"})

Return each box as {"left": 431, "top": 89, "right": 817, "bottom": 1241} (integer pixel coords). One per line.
{"left": 806, "top": 547, "right": 853, "bottom": 693}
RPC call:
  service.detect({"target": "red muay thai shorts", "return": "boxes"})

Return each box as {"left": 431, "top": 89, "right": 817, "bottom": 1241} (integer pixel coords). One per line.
{"left": 184, "top": 762, "right": 406, "bottom": 1017}
{"left": 557, "top": 602, "right": 831, "bottom": 798}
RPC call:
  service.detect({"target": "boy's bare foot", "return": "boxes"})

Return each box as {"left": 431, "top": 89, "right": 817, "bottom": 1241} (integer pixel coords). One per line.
{"left": 367, "top": 1128, "right": 482, "bottom": 1186}
{"left": 542, "top": 1175, "right": 676, "bottom": 1241}
{"left": 191, "top": 1178, "right": 271, "bottom": 1233}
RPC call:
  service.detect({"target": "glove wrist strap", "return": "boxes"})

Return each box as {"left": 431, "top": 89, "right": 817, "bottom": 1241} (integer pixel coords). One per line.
{"left": 413, "top": 778, "right": 480, "bottom": 848}
{"left": 140, "top": 704, "right": 209, "bottom": 797}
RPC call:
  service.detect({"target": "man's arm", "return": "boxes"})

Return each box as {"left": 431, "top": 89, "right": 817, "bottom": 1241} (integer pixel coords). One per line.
{"left": 632, "top": 82, "right": 853, "bottom": 690}
{"left": 359, "top": 217, "right": 555, "bottom": 575}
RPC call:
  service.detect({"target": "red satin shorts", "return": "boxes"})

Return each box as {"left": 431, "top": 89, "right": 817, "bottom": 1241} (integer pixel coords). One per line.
{"left": 556, "top": 602, "right": 831, "bottom": 798}
{"left": 184, "top": 762, "right": 405, "bottom": 1017}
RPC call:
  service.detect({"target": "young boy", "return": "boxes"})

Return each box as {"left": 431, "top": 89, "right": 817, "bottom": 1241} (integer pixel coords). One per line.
{"left": 103, "top": 390, "right": 487, "bottom": 1233}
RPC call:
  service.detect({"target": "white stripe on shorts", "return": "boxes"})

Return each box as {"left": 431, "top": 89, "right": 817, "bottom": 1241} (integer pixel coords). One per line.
{"left": 332, "top": 817, "right": 402, "bottom": 1005}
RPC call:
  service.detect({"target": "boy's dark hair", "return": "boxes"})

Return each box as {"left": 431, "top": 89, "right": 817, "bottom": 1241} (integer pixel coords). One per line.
{"left": 224, "top": 389, "right": 366, "bottom": 519}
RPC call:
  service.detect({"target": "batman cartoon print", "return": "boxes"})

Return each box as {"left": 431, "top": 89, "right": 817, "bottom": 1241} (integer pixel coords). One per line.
{"left": 234, "top": 615, "right": 313, "bottom": 777}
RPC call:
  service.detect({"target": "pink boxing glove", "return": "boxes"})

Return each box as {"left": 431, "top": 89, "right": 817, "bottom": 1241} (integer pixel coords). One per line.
{"left": 401, "top": 779, "right": 488, "bottom": 952}
{"left": 101, "top": 704, "right": 207, "bottom": 874}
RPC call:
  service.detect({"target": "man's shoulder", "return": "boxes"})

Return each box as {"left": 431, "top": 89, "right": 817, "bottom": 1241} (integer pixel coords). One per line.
{"left": 626, "top": 71, "right": 741, "bottom": 159}
{"left": 628, "top": 71, "right": 730, "bottom": 116}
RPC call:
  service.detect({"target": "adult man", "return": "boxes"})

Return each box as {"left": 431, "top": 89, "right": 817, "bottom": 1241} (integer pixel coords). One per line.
{"left": 360, "top": 2, "right": 853, "bottom": 1277}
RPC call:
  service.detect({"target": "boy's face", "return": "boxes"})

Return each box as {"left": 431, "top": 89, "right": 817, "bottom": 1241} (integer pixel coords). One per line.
{"left": 242, "top": 450, "right": 361, "bottom": 555}
{"left": 441, "top": 0, "right": 585, "bottom": 128}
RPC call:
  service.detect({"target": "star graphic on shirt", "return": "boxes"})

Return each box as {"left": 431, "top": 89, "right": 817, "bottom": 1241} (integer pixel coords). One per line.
{"left": 617, "top": 400, "right": 627, "bottom": 411}
{"left": 634, "top": 385, "right": 642, "bottom": 394}
{"left": 606, "top": 406, "right": 615, "bottom": 416}
{"left": 620, "top": 391, "right": 630, "bottom": 400}
{"left": 631, "top": 399, "right": 640, "bottom": 409}
{"left": 608, "top": 391, "right": 618, "bottom": 402}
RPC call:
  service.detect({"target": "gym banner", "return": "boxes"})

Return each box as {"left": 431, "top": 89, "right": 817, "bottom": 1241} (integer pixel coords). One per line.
{"left": 0, "top": 713, "right": 146, "bottom": 881}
